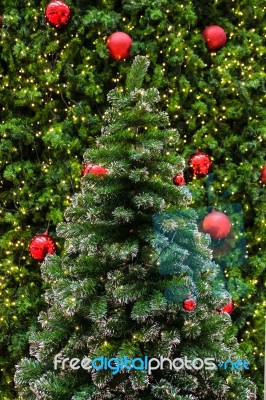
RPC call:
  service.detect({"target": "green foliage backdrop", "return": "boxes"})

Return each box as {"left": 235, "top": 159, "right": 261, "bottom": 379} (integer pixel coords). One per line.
{"left": 0, "top": 0, "right": 265, "bottom": 398}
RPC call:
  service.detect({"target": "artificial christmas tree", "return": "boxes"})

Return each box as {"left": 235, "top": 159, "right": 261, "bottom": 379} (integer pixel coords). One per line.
{"left": 15, "top": 56, "right": 256, "bottom": 400}
{"left": 0, "top": 0, "right": 265, "bottom": 398}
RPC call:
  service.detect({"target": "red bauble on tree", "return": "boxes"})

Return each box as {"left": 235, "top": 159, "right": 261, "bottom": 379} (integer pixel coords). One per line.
{"left": 107, "top": 32, "right": 133, "bottom": 61}
{"left": 260, "top": 164, "right": 266, "bottom": 183}
{"left": 81, "top": 163, "right": 108, "bottom": 176}
{"left": 202, "top": 25, "right": 227, "bottom": 51}
{"left": 45, "top": 1, "right": 71, "bottom": 28}
{"left": 220, "top": 301, "right": 234, "bottom": 314}
{"left": 29, "top": 231, "right": 56, "bottom": 261}
{"left": 173, "top": 173, "right": 185, "bottom": 186}
{"left": 202, "top": 209, "right": 231, "bottom": 240}
{"left": 189, "top": 150, "right": 212, "bottom": 177}
{"left": 182, "top": 297, "right": 197, "bottom": 312}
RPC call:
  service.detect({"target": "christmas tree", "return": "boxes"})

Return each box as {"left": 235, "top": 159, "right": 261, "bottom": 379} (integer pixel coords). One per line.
{"left": 15, "top": 56, "right": 256, "bottom": 400}
{"left": 0, "top": 1, "right": 265, "bottom": 398}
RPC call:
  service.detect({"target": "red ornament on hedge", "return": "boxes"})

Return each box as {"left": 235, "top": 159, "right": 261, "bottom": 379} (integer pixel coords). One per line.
{"left": 182, "top": 297, "right": 197, "bottom": 312}
{"left": 107, "top": 32, "right": 132, "bottom": 61}
{"left": 173, "top": 173, "right": 185, "bottom": 186}
{"left": 203, "top": 209, "right": 231, "bottom": 240}
{"left": 82, "top": 163, "right": 108, "bottom": 176}
{"left": 220, "top": 301, "right": 234, "bottom": 314}
{"left": 260, "top": 164, "right": 266, "bottom": 184}
{"left": 45, "top": 1, "right": 71, "bottom": 28}
{"left": 202, "top": 25, "right": 227, "bottom": 51}
{"left": 189, "top": 150, "right": 212, "bottom": 176}
{"left": 29, "top": 231, "right": 56, "bottom": 261}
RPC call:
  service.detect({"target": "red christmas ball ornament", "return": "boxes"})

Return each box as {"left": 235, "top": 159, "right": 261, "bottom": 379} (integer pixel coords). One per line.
{"left": 260, "top": 164, "right": 266, "bottom": 184}
{"left": 220, "top": 301, "right": 234, "bottom": 314}
{"left": 29, "top": 231, "right": 56, "bottom": 261}
{"left": 81, "top": 163, "right": 108, "bottom": 176}
{"left": 173, "top": 173, "right": 185, "bottom": 186}
{"left": 189, "top": 150, "right": 212, "bottom": 176}
{"left": 107, "top": 32, "right": 133, "bottom": 61}
{"left": 202, "top": 25, "right": 227, "bottom": 51}
{"left": 203, "top": 209, "right": 231, "bottom": 240}
{"left": 182, "top": 297, "right": 197, "bottom": 312}
{"left": 45, "top": 1, "right": 71, "bottom": 28}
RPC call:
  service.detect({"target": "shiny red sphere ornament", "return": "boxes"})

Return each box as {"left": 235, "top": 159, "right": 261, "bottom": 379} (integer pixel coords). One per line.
{"left": 182, "top": 297, "right": 197, "bottom": 312}
{"left": 189, "top": 150, "right": 212, "bottom": 176}
{"left": 203, "top": 209, "right": 231, "bottom": 240}
{"left": 202, "top": 25, "right": 227, "bottom": 51}
{"left": 260, "top": 164, "right": 266, "bottom": 184}
{"left": 107, "top": 32, "right": 132, "bottom": 61}
{"left": 45, "top": 1, "right": 71, "bottom": 28}
{"left": 29, "top": 231, "right": 56, "bottom": 261}
{"left": 220, "top": 301, "right": 234, "bottom": 314}
{"left": 173, "top": 174, "right": 185, "bottom": 186}
{"left": 82, "top": 163, "right": 108, "bottom": 176}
